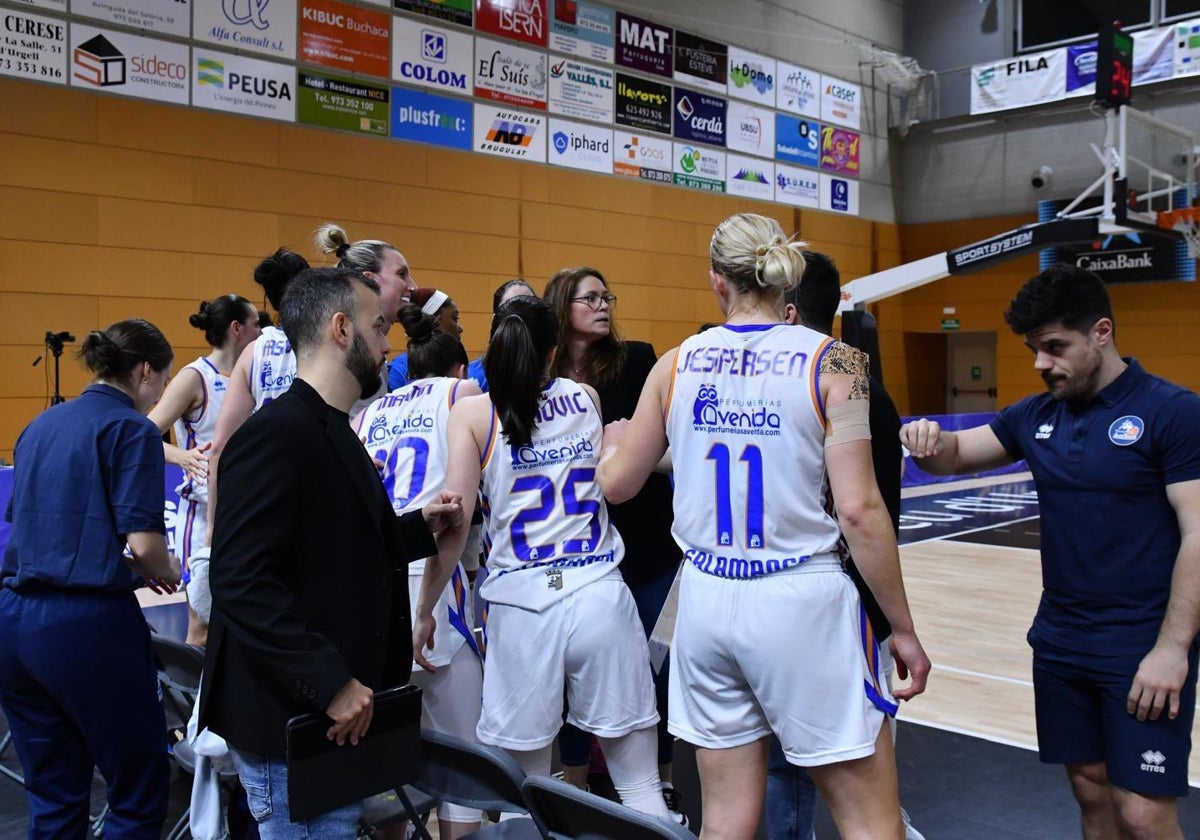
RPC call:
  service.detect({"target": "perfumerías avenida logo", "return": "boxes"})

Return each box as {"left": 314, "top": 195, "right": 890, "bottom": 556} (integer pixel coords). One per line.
{"left": 691, "top": 384, "right": 783, "bottom": 435}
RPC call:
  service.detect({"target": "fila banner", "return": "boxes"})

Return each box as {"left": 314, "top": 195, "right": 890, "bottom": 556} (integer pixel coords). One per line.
{"left": 971, "top": 47, "right": 1065, "bottom": 115}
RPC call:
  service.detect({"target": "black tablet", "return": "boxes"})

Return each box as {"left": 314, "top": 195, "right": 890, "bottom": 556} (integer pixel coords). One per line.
{"left": 285, "top": 684, "right": 422, "bottom": 822}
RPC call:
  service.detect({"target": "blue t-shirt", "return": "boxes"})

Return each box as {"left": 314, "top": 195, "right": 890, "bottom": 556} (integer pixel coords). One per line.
{"left": 390, "top": 354, "right": 489, "bottom": 393}
{"left": 990, "top": 359, "right": 1200, "bottom": 657}
{"left": 2, "top": 384, "right": 166, "bottom": 592}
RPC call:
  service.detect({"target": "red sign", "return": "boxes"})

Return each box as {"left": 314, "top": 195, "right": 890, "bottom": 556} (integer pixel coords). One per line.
{"left": 299, "top": 0, "right": 390, "bottom": 79}
{"left": 475, "top": 0, "right": 548, "bottom": 48}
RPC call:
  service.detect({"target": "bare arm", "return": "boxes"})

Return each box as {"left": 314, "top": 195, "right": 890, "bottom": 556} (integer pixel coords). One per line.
{"left": 1128, "top": 478, "right": 1200, "bottom": 721}
{"left": 823, "top": 347, "right": 930, "bottom": 699}
{"left": 597, "top": 350, "right": 674, "bottom": 503}
{"left": 205, "top": 342, "right": 258, "bottom": 541}
{"left": 125, "top": 530, "right": 181, "bottom": 591}
{"left": 413, "top": 396, "right": 486, "bottom": 672}
{"left": 147, "top": 367, "right": 212, "bottom": 482}
{"left": 899, "top": 418, "right": 1014, "bottom": 476}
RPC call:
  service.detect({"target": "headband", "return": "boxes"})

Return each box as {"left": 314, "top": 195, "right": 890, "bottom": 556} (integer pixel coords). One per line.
{"left": 421, "top": 290, "right": 449, "bottom": 316}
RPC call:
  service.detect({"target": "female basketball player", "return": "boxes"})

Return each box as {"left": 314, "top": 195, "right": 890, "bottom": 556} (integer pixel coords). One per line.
{"left": 354, "top": 304, "right": 483, "bottom": 839}
{"left": 597, "top": 213, "right": 932, "bottom": 839}
{"left": 413, "top": 295, "right": 670, "bottom": 819}
{"left": 147, "top": 293, "right": 260, "bottom": 644}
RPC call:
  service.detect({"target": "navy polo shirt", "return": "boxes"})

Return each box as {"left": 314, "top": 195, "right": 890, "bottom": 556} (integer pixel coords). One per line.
{"left": 991, "top": 359, "right": 1200, "bottom": 657}
{"left": 3, "top": 384, "right": 166, "bottom": 592}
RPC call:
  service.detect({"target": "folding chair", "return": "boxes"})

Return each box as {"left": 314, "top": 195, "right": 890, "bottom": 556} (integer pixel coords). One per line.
{"left": 521, "top": 775, "right": 696, "bottom": 840}
{"left": 149, "top": 632, "right": 240, "bottom": 840}
{"left": 406, "top": 729, "right": 542, "bottom": 839}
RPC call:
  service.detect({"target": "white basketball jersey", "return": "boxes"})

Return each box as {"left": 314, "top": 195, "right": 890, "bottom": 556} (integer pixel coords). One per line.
{"left": 249, "top": 326, "right": 296, "bottom": 412}
{"left": 172, "top": 357, "right": 228, "bottom": 503}
{"left": 354, "top": 376, "right": 465, "bottom": 574}
{"left": 478, "top": 378, "right": 624, "bottom": 612}
{"left": 667, "top": 324, "right": 843, "bottom": 579}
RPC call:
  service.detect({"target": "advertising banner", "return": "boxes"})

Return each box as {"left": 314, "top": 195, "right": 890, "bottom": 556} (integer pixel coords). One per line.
{"left": 300, "top": 0, "right": 390, "bottom": 78}
{"left": 612, "top": 130, "right": 672, "bottom": 182}
{"left": 970, "top": 47, "right": 1065, "bottom": 115}
{"left": 0, "top": 9, "right": 66, "bottom": 85}
{"left": 1177, "top": 18, "right": 1200, "bottom": 77}
{"left": 475, "top": 36, "right": 546, "bottom": 109}
{"left": 673, "top": 143, "right": 725, "bottom": 192}
{"left": 820, "top": 75, "right": 860, "bottom": 128}
{"left": 819, "top": 125, "right": 859, "bottom": 176}
{"left": 473, "top": 103, "right": 546, "bottom": 161}
{"left": 550, "top": 0, "right": 613, "bottom": 63}
{"left": 615, "top": 12, "right": 671, "bottom": 78}
{"left": 548, "top": 56, "right": 613, "bottom": 123}
{"left": 475, "top": 0, "right": 548, "bottom": 48}
{"left": 194, "top": 48, "right": 296, "bottom": 121}
{"left": 297, "top": 70, "right": 389, "bottom": 135}
{"left": 672, "top": 86, "right": 725, "bottom": 147}
{"left": 7, "top": 0, "right": 66, "bottom": 10}
{"left": 194, "top": 0, "right": 297, "bottom": 61}
{"left": 774, "top": 113, "right": 819, "bottom": 168}
{"left": 394, "top": 0, "right": 472, "bottom": 28}
{"left": 614, "top": 72, "right": 670, "bottom": 134}
{"left": 392, "top": 17, "right": 473, "bottom": 96}
{"left": 776, "top": 60, "right": 820, "bottom": 118}
{"left": 70, "top": 25, "right": 189, "bottom": 104}
{"left": 774, "top": 162, "right": 819, "bottom": 208}
{"left": 725, "top": 153, "right": 774, "bottom": 201}
{"left": 725, "top": 100, "right": 774, "bottom": 158}
{"left": 820, "top": 172, "right": 859, "bottom": 215}
{"left": 727, "top": 46, "right": 775, "bottom": 106}
{"left": 673, "top": 29, "right": 726, "bottom": 93}
{"left": 1066, "top": 27, "right": 1175, "bottom": 97}
{"left": 73, "top": 0, "right": 191, "bottom": 38}
{"left": 391, "top": 86, "right": 472, "bottom": 149}
{"left": 548, "top": 117, "right": 612, "bottom": 173}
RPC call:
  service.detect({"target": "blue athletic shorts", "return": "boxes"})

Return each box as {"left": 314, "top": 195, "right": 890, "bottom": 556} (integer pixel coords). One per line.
{"left": 1032, "top": 645, "right": 1198, "bottom": 797}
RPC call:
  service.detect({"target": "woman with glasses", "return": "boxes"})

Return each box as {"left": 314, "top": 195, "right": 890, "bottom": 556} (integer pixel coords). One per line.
{"left": 542, "top": 268, "right": 688, "bottom": 826}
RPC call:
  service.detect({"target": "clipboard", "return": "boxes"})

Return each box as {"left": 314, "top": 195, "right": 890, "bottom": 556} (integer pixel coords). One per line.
{"left": 285, "top": 684, "right": 422, "bottom": 822}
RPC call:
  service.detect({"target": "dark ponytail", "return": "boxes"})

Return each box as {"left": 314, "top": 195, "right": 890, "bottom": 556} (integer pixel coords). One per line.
{"left": 79, "top": 319, "right": 173, "bottom": 381}
{"left": 485, "top": 296, "right": 558, "bottom": 447}
{"left": 399, "top": 304, "right": 467, "bottom": 381}
{"left": 189, "top": 294, "right": 255, "bottom": 348}
{"left": 254, "top": 248, "right": 310, "bottom": 312}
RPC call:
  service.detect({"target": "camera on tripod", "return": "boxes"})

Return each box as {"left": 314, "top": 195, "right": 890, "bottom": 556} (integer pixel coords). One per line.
{"left": 45, "top": 331, "right": 75, "bottom": 356}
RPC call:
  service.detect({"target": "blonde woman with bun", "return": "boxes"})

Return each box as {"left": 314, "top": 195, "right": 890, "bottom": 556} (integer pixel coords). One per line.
{"left": 597, "top": 213, "right": 932, "bottom": 839}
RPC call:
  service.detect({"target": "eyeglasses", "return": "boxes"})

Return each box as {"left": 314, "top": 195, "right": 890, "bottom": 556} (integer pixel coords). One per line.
{"left": 570, "top": 293, "right": 617, "bottom": 311}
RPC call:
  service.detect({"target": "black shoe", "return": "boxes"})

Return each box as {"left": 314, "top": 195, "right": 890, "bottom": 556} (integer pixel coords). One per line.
{"left": 661, "top": 783, "right": 689, "bottom": 828}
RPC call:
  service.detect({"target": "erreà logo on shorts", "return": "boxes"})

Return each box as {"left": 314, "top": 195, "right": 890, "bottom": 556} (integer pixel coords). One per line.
{"left": 1140, "top": 749, "right": 1166, "bottom": 773}
{"left": 398, "top": 31, "right": 467, "bottom": 90}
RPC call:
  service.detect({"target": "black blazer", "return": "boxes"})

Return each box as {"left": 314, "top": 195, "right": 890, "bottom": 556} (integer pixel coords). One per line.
{"left": 199, "top": 379, "right": 436, "bottom": 756}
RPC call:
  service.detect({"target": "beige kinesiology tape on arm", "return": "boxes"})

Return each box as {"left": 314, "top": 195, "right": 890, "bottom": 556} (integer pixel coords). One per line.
{"left": 820, "top": 342, "right": 871, "bottom": 447}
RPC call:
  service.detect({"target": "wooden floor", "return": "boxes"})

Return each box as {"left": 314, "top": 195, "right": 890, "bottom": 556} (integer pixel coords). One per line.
{"left": 893, "top": 494, "right": 1200, "bottom": 787}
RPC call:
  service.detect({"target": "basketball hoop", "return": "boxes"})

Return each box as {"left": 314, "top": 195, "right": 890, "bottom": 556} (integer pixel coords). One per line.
{"left": 1159, "top": 207, "right": 1200, "bottom": 259}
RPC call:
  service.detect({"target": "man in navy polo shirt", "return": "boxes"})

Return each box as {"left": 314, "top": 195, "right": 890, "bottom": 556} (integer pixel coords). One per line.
{"left": 901, "top": 264, "right": 1200, "bottom": 839}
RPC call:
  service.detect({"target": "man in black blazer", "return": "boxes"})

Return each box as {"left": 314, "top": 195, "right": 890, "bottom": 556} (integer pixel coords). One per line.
{"left": 200, "top": 267, "right": 463, "bottom": 835}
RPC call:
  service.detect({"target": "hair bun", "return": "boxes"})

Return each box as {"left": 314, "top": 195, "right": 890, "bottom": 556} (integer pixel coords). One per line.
{"left": 188, "top": 300, "right": 212, "bottom": 330}
{"left": 398, "top": 303, "right": 435, "bottom": 343}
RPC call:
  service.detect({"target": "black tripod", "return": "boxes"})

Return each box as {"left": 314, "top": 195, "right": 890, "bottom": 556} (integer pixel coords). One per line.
{"left": 42, "top": 330, "right": 74, "bottom": 406}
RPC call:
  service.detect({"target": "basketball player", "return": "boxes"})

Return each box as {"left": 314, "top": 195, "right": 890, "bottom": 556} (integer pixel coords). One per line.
{"left": 413, "top": 295, "right": 670, "bottom": 819}
{"left": 598, "top": 213, "right": 931, "bottom": 839}
{"left": 148, "top": 294, "right": 260, "bottom": 645}
{"left": 354, "top": 304, "right": 484, "bottom": 840}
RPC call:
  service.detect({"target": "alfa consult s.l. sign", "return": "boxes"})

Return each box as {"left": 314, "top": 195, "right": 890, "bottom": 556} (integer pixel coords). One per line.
{"left": 194, "top": 0, "right": 297, "bottom": 60}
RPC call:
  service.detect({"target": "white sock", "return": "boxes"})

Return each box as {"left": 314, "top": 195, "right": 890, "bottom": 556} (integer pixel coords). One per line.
{"left": 597, "top": 728, "right": 670, "bottom": 819}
